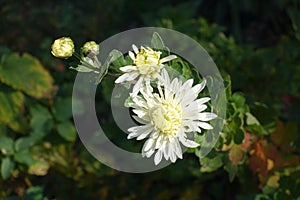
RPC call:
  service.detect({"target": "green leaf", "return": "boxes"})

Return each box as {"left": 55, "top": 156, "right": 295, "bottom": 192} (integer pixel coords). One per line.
{"left": 70, "top": 65, "right": 94, "bottom": 72}
{"left": 224, "top": 162, "right": 238, "bottom": 182}
{"left": 0, "top": 53, "right": 54, "bottom": 98}
{"left": 108, "top": 49, "right": 124, "bottom": 64}
{"left": 14, "top": 151, "right": 35, "bottom": 166}
{"left": 246, "top": 112, "right": 260, "bottom": 125}
{"left": 14, "top": 136, "right": 37, "bottom": 152}
{"left": 0, "top": 87, "right": 26, "bottom": 133}
{"left": 108, "top": 49, "right": 128, "bottom": 70}
{"left": 53, "top": 98, "right": 72, "bottom": 122}
{"left": 23, "top": 186, "right": 44, "bottom": 200}
{"left": 234, "top": 128, "right": 245, "bottom": 144}
{"left": 200, "top": 153, "right": 224, "bottom": 173}
{"left": 1, "top": 157, "right": 14, "bottom": 180}
{"left": 231, "top": 93, "right": 245, "bottom": 109}
{"left": 0, "top": 136, "right": 14, "bottom": 155}
{"left": 151, "top": 32, "right": 166, "bottom": 51}
{"left": 57, "top": 121, "right": 77, "bottom": 142}
{"left": 30, "top": 105, "right": 53, "bottom": 139}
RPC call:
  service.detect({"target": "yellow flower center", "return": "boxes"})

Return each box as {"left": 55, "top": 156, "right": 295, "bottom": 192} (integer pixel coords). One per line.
{"left": 150, "top": 98, "right": 182, "bottom": 136}
{"left": 134, "top": 48, "right": 162, "bottom": 76}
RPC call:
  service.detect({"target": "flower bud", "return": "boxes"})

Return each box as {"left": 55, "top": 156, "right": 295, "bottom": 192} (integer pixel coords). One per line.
{"left": 51, "top": 37, "right": 75, "bottom": 58}
{"left": 81, "top": 41, "right": 99, "bottom": 56}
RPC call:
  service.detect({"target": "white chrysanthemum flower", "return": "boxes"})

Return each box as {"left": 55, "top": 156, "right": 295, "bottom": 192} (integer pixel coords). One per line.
{"left": 127, "top": 69, "right": 217, "bottom": 165}
{"left": 115, "top": 45, "right": 177, "bottom": 96}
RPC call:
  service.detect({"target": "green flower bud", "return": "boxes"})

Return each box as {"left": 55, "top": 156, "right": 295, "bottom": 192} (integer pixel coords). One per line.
{"left": 81, "top": 41, "right": 99, "bottom": 56}
{"left": 51, "top": 37, "right": 75, "bottom": 58}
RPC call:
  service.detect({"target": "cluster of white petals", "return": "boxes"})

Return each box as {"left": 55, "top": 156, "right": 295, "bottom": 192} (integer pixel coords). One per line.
{"left": 114, "top": 45, "right": 217, "bottom": 165}
{"left": 126, "top": 69, "right": 217, "bottom": 165}
{"left": 115, "top": 45, "right": 177, "bottom": 96}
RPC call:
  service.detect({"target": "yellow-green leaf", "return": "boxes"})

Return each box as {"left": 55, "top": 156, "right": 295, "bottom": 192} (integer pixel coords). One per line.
{"left": 28, "top": 160, "right": 49, "bottom": 176}
{"left": 0, "top": 87, "right": 27, "bottom": 133}
{"left": 0, "top": 53, "right": 54, "bottom": 98}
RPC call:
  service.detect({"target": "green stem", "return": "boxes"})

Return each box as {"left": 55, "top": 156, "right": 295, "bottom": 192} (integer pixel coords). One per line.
{"left": 73, "top": 52, "right": 101, "bottom": 73}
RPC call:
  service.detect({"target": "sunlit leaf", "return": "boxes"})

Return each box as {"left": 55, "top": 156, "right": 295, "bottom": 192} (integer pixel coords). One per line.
{"left": 0, "top": 87, "right": 26, "bottom": 133}
{"left": 0, "top": 53, "right": 54, "bottom": 98}
{"left": 28, "top": 160, "right": 49, "bottom": 176}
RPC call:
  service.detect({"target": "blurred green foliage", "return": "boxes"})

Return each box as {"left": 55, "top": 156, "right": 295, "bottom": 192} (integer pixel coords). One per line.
{"left": 0, "top": 0, "right": 300, "bottom": 199}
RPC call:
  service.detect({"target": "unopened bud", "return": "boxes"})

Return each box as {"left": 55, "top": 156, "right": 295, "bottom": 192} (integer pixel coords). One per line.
{"left": 81, "top": 41, "right": 99, "bottom": 56}
{"left": 51, "top": 37, "right": 75, "bottom": 58}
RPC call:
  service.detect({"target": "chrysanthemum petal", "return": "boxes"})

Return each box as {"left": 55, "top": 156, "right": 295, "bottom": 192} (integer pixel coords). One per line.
{"left": 125, "top": 68, "right": 217, "bottom": 165}
{"left": 127, "top": 124, "right": 153, "bottom": 139}
{"left": 132, "top": 44, "right": 139, "bottom": 54}
{"left": 174, "top": 139, "right": 183, "bottom": 159}
{"left": 143, "top": 138, "right": 155, "bottom": 152}
{"left": 119, "top": 65, "right": 137, "bottom": 72}
{"left": 196, "top": 97, "right": 210, "bottom": 105}
{"left": 160, "top": 55, "right": 177, "bottom": 63}
{"left": 131, "top": 77, "right": 143, "bottom": 97}
{"left": 198, "top": 112, "right": 218, "bottom": 121}
{"left": 128, "top": 51, "right": 135, "bottom": 61}
{"left": 170, "top": 149, "right": 176, "bottom": 163}
{"left": 115, "top": 73, "right": 132, "bottom": 83}
{"left": 192, "top": 79, "right": 206, "bottom": 94}
{"left": 197, "top": 121, "right": 213, "bottom": 130}
{"left": 179, "top": 136, "right": 200, "bottom": 148}
{"left": 154, "top": 149, "right": 163, "bottom": 165}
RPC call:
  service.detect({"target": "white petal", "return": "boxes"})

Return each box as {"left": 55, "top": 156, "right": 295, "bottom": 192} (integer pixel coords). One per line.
{"left": 196, "top": 97, "right": 211, "bottom": 105}
{"left": 179, "top": 134, "right": 200, "bottom": 148}
{"left": 132, "top": 115, "right": 149, "bottom": 124}
{"left": 132, "top": 109, "right": 147, "bottom": 118}
{"left": 132, "top": 44, "right": 139, "bottom": 54}
{"left": 130, "top": 77, "right": 143, "bottom": 97}
{"left": 115, "top": 73, "right": 131, "bottom": 83}
{"left": 159, "top": 68, "right": 170, "bottom": 85}
{"left": 137, "top": 128, "right": 153, "bottom": 140}
{"left": 173, "top": 139, "right": 183, "bottom": 159}
{"left": 163, "top": 142, "right": 170, "bottom": 160}
{"left": 181, "top": 79, "right": 193, "bottom": 91}
{"left": 128, "top": 51, "right": 135, "bottom": 61}
{"left": 182, "top": 104, "right": 207, "bottom": 117}
{"left": 154, "top": 149, "right": 163, "bottom": 165}
{"left": 170, "top": 148, "right": 176, "bottom": 163}
{"left": 120, "top": 65, "right": 137, "bottom": 72}
{"left": 197, "top": 121, "right": 213, "bottom": 130}
{"left": 155, "top": 135, "right": 164, "bottom": 149}
{"left": 143, "top": 138, "right": 155, "bottom": 152}
{"left": 143, "top": 148, "right": 155, "bottom": 158}
{"left": 160, "top": 55, "right": 177, "bottom": 63}
{"left": 192, "top": 79, "right": 206, "bottom": 94}
{"left": 127, "top": 124, "right": 153, "bottom": 139}
{"left": 198, "top": 112, "right": 217, "bottom": 121}
{"left": 126, "top": 73, "right": 140, "bottom": 82}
